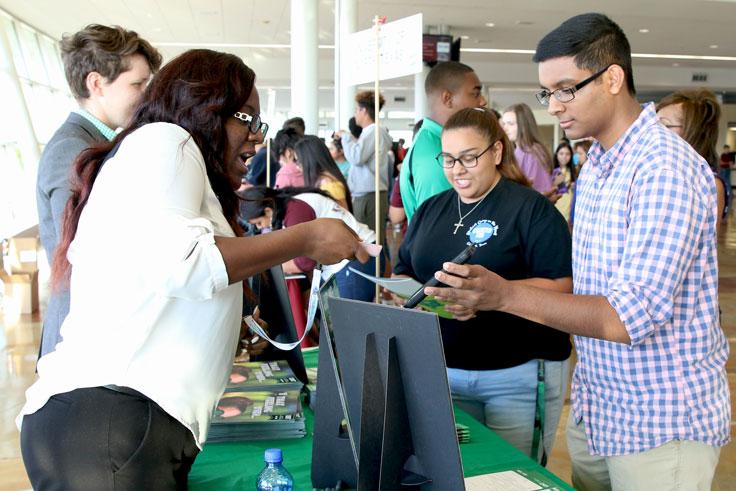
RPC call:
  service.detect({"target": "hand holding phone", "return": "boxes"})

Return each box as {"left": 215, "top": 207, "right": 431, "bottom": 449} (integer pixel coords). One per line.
{"left": 403, "top": 244, "right": 477, "bottom": 309}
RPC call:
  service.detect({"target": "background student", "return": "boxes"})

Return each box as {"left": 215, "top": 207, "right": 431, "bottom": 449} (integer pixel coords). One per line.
{"left": 36, "top": 24, "right": 161, "bottom": 357}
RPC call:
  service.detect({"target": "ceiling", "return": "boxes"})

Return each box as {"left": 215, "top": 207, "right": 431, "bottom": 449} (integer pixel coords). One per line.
{"left": 2, "top": 0, "right": 736, "bottom": 112}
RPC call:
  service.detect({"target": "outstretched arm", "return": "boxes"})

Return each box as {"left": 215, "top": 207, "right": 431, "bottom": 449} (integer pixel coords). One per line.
{"left": 427, "top": 263, "right": 630, "bottom": 344}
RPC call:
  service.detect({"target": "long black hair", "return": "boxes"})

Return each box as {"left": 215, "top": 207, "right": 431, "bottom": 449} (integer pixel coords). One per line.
{"left": 295, "top": 135, "right": 353, "bottom": 212}
{"left": 240, "top": 186, "right": 334, "bottom": 230}
{"left": 53, "top": 49, "right": 255, "bottom": 288}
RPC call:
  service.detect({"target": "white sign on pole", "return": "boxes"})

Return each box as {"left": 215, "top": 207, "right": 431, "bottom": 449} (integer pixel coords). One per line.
{"left": 343, "top": 13, "right": 423, "bottom": 87}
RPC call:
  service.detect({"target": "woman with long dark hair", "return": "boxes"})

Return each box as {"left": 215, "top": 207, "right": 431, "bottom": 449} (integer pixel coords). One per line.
{"left": 550, "top": 141, "right": 576, "bottom": 221}
{"left": 241, "top": 186, "right": 379, "bottom": 302}
{"left": 501, "top": 103, "right": 554, "bottom": 195}
{"left": 17, "top": 49, "right": 365, "bottom": 489}
{"left": 552, "top": 141, "right": 575, "bottom": 192}
{"left": 394, "top": 108, "right": 572, "bottom": 464}
{"left": 295, "top": 135, "right": 352, "bottom": 211}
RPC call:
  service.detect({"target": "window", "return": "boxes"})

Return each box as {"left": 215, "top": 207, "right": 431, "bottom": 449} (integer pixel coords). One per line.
{"left": 0, "top": 13, "right": 72, "bottom": 238}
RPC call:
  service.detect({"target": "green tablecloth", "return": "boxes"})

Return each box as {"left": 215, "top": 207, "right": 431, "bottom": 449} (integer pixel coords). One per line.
{"left": 189, "top": 349, "right": 573, "bottom": 490}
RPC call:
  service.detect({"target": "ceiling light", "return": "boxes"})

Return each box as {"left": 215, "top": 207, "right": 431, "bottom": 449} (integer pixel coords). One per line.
{"left": 710, "top": 44, "right": 719, "bottom": 49}
{"left": 485, "top": 22, "right": 495, "bottom": 27}
{"left": 460, "top": 35, "right": 470, "bottom": 40}
{"left": 639, "top": 28, "right": 649, "bottom": 33}
{"left": 672, "top": 62, "right": 680, "bottom": 67}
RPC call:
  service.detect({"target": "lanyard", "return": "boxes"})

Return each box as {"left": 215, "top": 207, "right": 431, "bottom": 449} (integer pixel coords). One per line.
{"left": 530, "top": 359, "right": 547, "bottom": 466}
{"left": 244, "top": 269, "right": 322, "bottom": 350}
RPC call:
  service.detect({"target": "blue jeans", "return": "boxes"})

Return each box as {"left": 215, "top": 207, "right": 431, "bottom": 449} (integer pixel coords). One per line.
{"left": 334, "top": 253, "right": 385, "bottom": 302}
{"left": 447, "top": 357, "right": 570, "bottom": 464}
{"left": 719, "top": 167, "right": 731, "bottom": 200}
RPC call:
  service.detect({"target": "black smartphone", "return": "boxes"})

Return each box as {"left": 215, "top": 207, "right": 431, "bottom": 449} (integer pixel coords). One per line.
{"left": 403, "top": 245, "right": 477, "bottom": 309}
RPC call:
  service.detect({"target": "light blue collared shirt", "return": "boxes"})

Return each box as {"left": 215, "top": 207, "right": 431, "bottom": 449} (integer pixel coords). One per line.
{"left": 73, "top": 109, "right": 117, "bottom": 141}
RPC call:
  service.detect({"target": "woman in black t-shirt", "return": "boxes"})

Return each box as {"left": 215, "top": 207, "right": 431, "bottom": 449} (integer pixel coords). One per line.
{"left": 393, "top": 108, "right": 572, "bottom": 464}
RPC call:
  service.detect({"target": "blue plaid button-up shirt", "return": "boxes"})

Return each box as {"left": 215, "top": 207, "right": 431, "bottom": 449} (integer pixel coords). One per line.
{"left": 571, "top": 103, "right": 730, "bottom": 456}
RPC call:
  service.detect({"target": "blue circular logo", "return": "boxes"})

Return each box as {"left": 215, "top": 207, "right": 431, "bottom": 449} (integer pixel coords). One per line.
{"left": 466, "top": 220, "right": 498, "bottom": 247}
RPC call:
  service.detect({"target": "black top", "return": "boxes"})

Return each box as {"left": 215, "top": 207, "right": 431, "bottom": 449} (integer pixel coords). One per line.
{"left": 244, "top": 146, "right": 280, "bottom": 186}
{"left": 394, "top": 178, "right": 572, "bottom": 370}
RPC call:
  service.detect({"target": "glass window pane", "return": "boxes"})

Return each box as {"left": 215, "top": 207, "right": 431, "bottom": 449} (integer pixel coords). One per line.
{"left": 39, "top": 37, "right": 66, "bottom": 90}
{"left": 16, "top": 24, "right": 48, "bottom": 84}
{"left": 5, "top": 20, "right": 28, "bottom": 79}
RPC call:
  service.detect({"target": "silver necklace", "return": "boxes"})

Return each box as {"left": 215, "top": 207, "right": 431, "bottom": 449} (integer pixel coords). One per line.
{"left": 453, "top": 188, "right": 493, "bottom": 234}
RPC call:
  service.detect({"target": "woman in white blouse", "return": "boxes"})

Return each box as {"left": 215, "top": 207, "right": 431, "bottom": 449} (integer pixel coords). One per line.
{"left": 18, "top": 49, "right": 366, "bottom": 490}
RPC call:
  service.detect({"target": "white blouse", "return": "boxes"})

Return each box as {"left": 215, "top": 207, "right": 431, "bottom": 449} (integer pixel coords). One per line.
{"left": 18, "top": 123, "right": 243, "bottom": 447}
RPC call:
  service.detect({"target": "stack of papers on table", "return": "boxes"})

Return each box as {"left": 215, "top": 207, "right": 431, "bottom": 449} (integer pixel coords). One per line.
{"left": 208, "top": 361, "right": 306, "bottom": 442}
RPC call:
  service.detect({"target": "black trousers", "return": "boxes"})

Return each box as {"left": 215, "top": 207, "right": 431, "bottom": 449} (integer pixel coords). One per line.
{"left": 21, "top": 386, "right": 199, "bottom": 490}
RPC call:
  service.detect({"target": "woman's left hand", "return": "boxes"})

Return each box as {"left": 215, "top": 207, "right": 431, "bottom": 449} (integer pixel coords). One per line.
{"left": 236, "top": 307, "right": 270, "bottom": 361}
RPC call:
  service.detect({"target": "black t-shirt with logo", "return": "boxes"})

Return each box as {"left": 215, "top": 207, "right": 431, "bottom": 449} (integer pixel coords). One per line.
{"left": 394, "top": 178, "right": 572, "bottom": 370}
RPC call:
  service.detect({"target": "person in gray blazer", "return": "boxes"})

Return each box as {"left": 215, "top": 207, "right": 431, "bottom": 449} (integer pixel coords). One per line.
{"left": 37, "top": 25, "right": 161, "bottom": 357}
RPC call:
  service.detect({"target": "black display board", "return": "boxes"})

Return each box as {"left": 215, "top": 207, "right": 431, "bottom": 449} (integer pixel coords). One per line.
{"left": 312, "top": 297, "right": 464, "bottom": 490}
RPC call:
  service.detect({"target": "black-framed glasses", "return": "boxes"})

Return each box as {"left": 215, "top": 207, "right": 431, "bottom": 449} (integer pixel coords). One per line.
{"left": 436, "top": 144, "right": 494, "bottom": 169}
{"left": 233, "top": 112, "right": 269, "bottom": 138}
{"left": 535, "top": 65, "right": 611, "bottom": 106}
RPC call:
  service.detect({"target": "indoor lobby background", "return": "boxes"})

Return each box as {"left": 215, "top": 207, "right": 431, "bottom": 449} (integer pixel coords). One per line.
{"left": 0, "top": 1, "right": 735, "bottom": 489}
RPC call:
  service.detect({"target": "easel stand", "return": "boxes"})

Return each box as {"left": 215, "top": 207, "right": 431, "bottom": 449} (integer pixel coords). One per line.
{"left": 357, "top": 333, "right": 430, "bottom": 489}
{"left": 312, "top": 299, "right": 464, "bottom": 490}
{"left": 312, "top": 330, "right": 431, "bottom": 489}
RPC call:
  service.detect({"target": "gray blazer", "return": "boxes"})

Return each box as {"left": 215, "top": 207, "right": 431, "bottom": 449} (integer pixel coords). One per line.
{"left": 36, "top": 112, "right": 106, "bottom": 357}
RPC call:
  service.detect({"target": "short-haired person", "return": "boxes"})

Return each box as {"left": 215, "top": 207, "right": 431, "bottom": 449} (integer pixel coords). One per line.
{"left": 36, "top": 24, "right": 162, "bottom": 357}
{"left": 501, "top": 103, "right": 554, "bottom": 195}
{"left": 394, "top": 108, "right": 573, "bottom": 464}
{"left": 295, "top": 135, "right": 352, "bottom": 211}
{"left": 400, "top": 61, "right": 487, "bottom": 221}
{"left": 242, "top": 142, "right": 278, "bottom": 187}
{"left": 427, "top": 13, "right": 729, "bottom": 491}
{"left": 656, "top": 89, "right": 727, "bottom": 230}
{"left": 720, "top": 144, "right": 734, "bottom": 175}
{"left": 18, "top": 49, "right": 366, "bottom": 489}
{"left": 283, "top": 116, "right": 306, "bottom": 136}
{"left": 336, "top": 91, "right": 393, "bottom": 242}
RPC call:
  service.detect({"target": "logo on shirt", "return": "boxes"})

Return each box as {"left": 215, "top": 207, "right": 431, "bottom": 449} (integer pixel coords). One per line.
{"left": 466, "top": 220, "right": 498, "bottom": 247}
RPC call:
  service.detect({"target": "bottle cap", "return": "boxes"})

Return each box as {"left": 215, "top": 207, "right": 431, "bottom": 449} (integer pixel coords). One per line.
{"left": 264, "top": 448, "right": 283, "bottom": 463}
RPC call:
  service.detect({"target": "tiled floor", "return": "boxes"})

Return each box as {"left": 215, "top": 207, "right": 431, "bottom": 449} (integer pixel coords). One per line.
{"left": 2, "top": 217, "right": 736, "bottom": 490}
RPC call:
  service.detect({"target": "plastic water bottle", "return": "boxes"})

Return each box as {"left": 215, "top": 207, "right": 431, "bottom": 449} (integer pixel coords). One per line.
{"left": 255, "top": 448, "right": 293, "bottom": 491}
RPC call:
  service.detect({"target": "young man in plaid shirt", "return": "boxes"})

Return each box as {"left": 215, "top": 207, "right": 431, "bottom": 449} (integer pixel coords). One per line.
{"left": 427, "top": 13, "right": 729, "bottom": 490}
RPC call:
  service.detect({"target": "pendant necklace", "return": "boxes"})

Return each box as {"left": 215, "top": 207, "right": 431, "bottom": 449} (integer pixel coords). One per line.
{"left": 453, "top": 188, "right": 493, "bottom": 235}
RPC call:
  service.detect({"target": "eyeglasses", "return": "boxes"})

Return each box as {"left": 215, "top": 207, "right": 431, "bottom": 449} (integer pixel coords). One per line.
{"left": 535, "top": 65, "right": 611, "bottom": 106}
{"left": 233, "top": 112, "right": 269, "bottom": 138}
{"left": 436, "top": 144, "right": 494, "bottom": 169}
